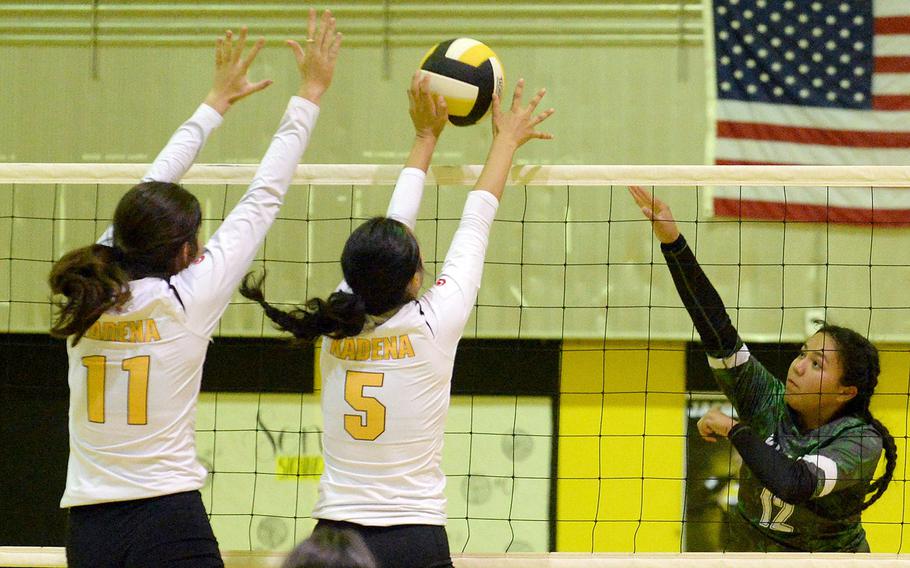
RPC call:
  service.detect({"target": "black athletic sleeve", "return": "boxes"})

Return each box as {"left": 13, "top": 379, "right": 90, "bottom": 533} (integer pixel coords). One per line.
{"left": 729, "top": 423, "right": 818, "bottom": 504}
{"left": 661, "top": 234, "right": 739, "bottom": 359}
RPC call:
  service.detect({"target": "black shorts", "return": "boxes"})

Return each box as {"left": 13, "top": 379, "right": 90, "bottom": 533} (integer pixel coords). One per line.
{"left": 315, "top": 519, "right": 453, "bottom": 568}
{"left": 66, "top": 490, "right": 223, "bottom": 568}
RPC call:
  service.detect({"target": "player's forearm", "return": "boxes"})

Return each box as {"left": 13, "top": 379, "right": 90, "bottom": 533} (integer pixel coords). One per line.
{"left": 661, "top": 234, "right": 739, "bottom": 359}
{"left": 404, "top": 134, "right": 438, "bottom": 173}
{"left": 142, "top": 103, "right": 223, "bottom": 184}
{"left": 729, "top": 423, "right": 818, "bottom": 504}
{"left": 386, "top": 168, "right": 426, "bottom": 230}
{"left": 473, "top": 136, "right": 517, "bottom": 202}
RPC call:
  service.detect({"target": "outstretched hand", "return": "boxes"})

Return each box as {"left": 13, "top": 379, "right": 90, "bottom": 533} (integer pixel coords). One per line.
{"left": 697, "top": 408, "right": 739, "bottom": 443}
{"left": 205, "top": 27, "right": 273, "bottom": 116}
{"left": 289, "top": 8, "right": 342, "bottom": 105}
{"left": 491, "top": 79, "right": 555, "bottom": 149}
{"left": 628, "top": 185, "right": 681, "bottom": 245}
{"left": 409, "top": 72, "right": 448, "bottom": 140}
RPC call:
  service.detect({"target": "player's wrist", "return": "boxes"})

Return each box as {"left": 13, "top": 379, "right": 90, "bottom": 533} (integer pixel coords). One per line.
{"left": 204, "top": 91, "right": 232, "bottom": 116}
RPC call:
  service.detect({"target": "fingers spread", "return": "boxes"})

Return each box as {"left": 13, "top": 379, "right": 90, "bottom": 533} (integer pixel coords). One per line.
{"left": 287, "top": 39, "right": 305, "bottom": 64}
{"left": 511, "top": 78, "right": 525, "bottom": 112}
{"left": 224, "top": 29, "right": 233, "bottom": 61}
{"left": 242, "top": 37, "right": 266, "bottom": 71}
{"left": 533, "top": 107, "right": 555, "bottom": 126}
{"left": 306, "top": 8, "right": 317, "bottom": 42}
{"left": 526, "top": 88, "right": 546, "bottom": 113}
{"left": 329, "top": 32, "right": 342, "bottom": 58}
{"left": 233, "top": 27, "right": 248, "bottom": 62}
{"left": 320, "top": 13, "right": 336, "bottom": 52}
{"left": 248, "top": 79, "right": 273, "bottom": 95}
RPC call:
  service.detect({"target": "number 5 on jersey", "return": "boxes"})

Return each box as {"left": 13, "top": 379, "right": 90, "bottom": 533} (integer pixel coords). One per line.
{"left": 344, "top": 371, "right": 386, "bottom": 441}
{"left": 82, "top": 355, "right": 150, "bottom": 425}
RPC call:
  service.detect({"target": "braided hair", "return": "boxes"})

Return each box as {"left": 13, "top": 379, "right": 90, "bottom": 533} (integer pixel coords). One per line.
{"left": 241, "top": 217, "right": 423, "bottom": 342}
{"left": 817, "top": 323, "right": 896, "bottom": 515}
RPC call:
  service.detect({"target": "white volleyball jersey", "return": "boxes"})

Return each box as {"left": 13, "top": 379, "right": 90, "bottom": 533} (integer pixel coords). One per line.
{"left": 61, "top": 97, "right": 320, "bottom": 508}
{"left": 312, "top": 175, "right": 499, "bottom": 526}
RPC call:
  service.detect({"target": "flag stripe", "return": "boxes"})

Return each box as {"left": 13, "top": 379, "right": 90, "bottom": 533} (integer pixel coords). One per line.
{"left": 715, "top": 138, "right": 909, "bottom": 165}
{"left": 875, "top": 16, "right": 910, "bottom": 35}
{"left": 712, "top": 186, "right": 910, "bottom": 208}
{"left": 875, "top": 35, "right": 910, "bottom": 57}
{"left": 874, "top": 56, "right": 910, "bottom": 72}
{"left": 716, "top": 100, "right": 910, "bottom": 131}
{"left": 717, "top": 120, "right": 910, "bottom": 148}
{"left": 872, "top": 72, "right": 910, "bottom": 95}
{"left": 714, "top": 198, "right": 910, "bottom": 225}
{"left": 877, "top": 0, "right": 910, "bottom": 18}
{"left": 873, "top": 94, "right": 910, "bottom": 110}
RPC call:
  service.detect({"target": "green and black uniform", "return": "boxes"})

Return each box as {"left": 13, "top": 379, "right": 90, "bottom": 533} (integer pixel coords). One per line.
{"left": 663, "top": 235, "right": 883, "bottom": 552}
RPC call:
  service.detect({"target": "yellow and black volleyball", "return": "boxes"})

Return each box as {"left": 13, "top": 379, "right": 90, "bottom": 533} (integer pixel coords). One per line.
{"left": 418, "top": 38, "right": 504, "bottom": 127}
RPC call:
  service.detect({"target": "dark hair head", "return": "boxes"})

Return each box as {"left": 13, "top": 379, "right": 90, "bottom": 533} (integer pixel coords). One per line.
{"left": 282, "top": 527, "right": 377, "bottom": 568}
{"left": 240, "top": 217, "right": 422, "bottom": 342}
{"left": 341, "top": 217, "right": 423, "bottom": 315}
{"left": 813, "top": 321, "right": 896, "bottom": 515}
{"left": 113, "top": 181, "right": 202, "bottom": 278}
{"left": 48, "top": 181, "right": 201, "bottom": 344}
{"left": 813, "top": 323, "right": 880, "bottom": 419}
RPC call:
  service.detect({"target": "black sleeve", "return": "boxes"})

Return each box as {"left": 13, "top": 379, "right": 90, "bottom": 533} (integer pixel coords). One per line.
{"left": 729, "top": 423, "right": 818, "bottom": 504}
{"left": 661, "top": 234, "right": 739, "bottom": 359}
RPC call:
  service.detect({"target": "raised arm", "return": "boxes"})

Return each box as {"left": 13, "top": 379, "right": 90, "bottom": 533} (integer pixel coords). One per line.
{"left": 143, "top": 27, "right": 272, "bottom": 184}
{"left": 629, "top": 186, "right": 789, "bottom": 424}
{"left": 99, "top": 28, "right": 271, "bottom": 246}
{"left": 475, "top": 79, "right": 553, "bottom": 202}
{"left": 427, "top": 79, "right": 554, "bottom": 352}
{"left": 629, "top": 186, "right": 740, "bottom": 359}
{"left": 176, "top": 9, "right": 341, "bottom": 336}
{"left": 385, "top": 73, "right": 448, "bottom": 229}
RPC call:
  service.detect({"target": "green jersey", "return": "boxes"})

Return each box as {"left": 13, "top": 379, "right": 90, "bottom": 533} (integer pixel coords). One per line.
{"left": 711, "top": 345, "right": 883, "bottom": 552}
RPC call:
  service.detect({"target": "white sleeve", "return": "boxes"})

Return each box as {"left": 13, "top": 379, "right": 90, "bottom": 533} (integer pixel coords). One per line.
{"left": 96, "top": 103, "right": 223, "bottom": 246}
{"left": 331, "top": 167, "right": 428, "bottom": 293}
{"left": 142, "top": 103, "right": 223, "bottom": 183}
{"left": 385, "top": 167, "right": 426, "bottom": 230}
{"left": 173, "top": 97, "right": 320, "bottom": 336}
{"left": 421, "top": 190, "right": 499, "bottom": 353}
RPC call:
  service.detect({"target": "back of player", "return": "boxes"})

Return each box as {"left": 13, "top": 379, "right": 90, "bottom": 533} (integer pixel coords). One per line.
{"left": 63, "top": 281, "right": 211, "bottom": 505}
{"left": 51, "top": 14, "right": 341, "bottom": 567}
{"left": 243, "top": 76, "right": 554, "bottom": 568}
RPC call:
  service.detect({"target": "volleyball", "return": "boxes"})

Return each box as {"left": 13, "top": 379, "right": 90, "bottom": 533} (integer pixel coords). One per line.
{"left": 418, "top": 38, "right": 504, "bottom": 127}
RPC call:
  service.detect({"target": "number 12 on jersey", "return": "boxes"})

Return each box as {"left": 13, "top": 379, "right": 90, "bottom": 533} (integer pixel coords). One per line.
{"left": 759, "top": 487, "right": 795, "bottom": 533}
{"left": 82, "top": 355, "right": 150, "bottom": 425}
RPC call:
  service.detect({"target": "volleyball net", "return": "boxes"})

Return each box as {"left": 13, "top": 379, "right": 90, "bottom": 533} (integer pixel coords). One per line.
{"left": 1, "top": 164, "right": 909, "bottom": 565}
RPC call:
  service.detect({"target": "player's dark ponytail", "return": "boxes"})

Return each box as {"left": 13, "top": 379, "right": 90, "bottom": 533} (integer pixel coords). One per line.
{"left": 49, "top": 244, "right": 131, "bottom": 344}
{"left": 241, "top": 272, "right": 368, "bottom": 341}
{"left": 241, "top": 216, "right": 422, "bottom": 342}
{"left": 49, "top": 181, "right": 202, "bottom": 345}
{"left": 817, "top": 323, "right": 896, "bottom": 515}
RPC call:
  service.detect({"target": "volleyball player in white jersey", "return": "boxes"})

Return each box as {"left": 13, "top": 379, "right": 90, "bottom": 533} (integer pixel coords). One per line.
{"left": 241, "top": 75, "right": 553, "bottom": 568}
{"left": 48, "top": 12, "right": 340, "bottom": 567}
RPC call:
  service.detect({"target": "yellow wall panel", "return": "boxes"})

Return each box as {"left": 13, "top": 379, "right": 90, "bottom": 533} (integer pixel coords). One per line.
{"left": 558, "top": 339, "right": 686, "bottom": 552}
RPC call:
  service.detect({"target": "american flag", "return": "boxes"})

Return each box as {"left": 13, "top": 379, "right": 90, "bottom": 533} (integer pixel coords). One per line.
{"left": 709, "top": 0, "right": 910, "bottom": 224}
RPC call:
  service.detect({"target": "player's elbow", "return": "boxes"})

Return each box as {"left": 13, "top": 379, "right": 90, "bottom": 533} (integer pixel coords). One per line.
{"left": 773, "top": 483, "right": 814, "bottom": 504}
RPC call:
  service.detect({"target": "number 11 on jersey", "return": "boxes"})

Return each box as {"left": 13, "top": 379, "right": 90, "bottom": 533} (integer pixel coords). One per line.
{"left": 82, "top": 355, "right": 150, "bottom": 425}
